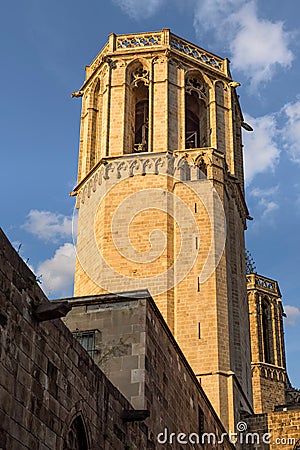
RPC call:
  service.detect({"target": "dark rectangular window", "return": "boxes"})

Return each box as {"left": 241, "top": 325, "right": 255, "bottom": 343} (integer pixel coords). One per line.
{"left": 73, "top": 330, "right": 95, "bottom": 358}
{"left": 198, "top": 322, "right": 201, "bottom": 339}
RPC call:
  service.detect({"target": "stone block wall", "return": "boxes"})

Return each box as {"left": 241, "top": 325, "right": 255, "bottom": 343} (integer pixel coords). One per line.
{"left": 0, "top": 228, "right": 237, "bottom": 449}
{"left": 242, "top": 410, "right": 300, "bottom": 450}
{"left": 0, "top": 229, "right": 149, "bottom": 450}
{"left": 63, "top": 293, "right": 238, "bottom": 449}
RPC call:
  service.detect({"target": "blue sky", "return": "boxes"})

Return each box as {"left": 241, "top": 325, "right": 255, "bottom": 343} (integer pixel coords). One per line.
{"left": 1, "top": 0, "right": 300, "bottom": 386}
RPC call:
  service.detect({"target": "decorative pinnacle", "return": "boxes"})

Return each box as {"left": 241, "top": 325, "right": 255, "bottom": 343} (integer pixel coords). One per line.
{"left": 245, "top": 250, "right": 257, "bottom": 274}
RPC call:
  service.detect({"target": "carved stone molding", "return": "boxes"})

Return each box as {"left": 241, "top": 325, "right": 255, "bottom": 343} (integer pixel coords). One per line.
{"left": 89, "top": 43, "right": 109, "bottom": 72}
{"left": 103, "top": 56, "right": 117, "bottom": 69}
{"left": 252, "top": 363, "right": 286, "bottom": 382}
{"left": 131, "top": 67, "right": 150, "bottom": 87}
{"left": 116, "top": 33, "right": 162, "bottom": 49}
{"left": 185, "top": 76, "right": 207, "bottom": 101}
{"left": 246, "top": 273, "right": 281, "bottom": 298}
{"left": 76, "top": 152, "right": 210, "bottom": 205}
{"left": 170, "top": 35, "right": 224, "bottom": 72}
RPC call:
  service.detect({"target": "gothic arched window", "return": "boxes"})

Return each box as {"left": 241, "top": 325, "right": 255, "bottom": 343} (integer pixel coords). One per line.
{"left": 197, "top": 158, "right": 207, "bottom": 178}
{"left": 89, "top": 78, "right": 100, "bottom": 169}
{"left": 185, "top": 75, "right": 208, "bottom": 149}
{"left": 262, "top": 298, "right": 273, "bottom": 364}
{"left": 131, "top": 65, "right": 149, "bottom": 153}
{"left": 177, "top": 158, "right": 191, "bottom": 181}
{"left": 64, "top": 416, "right": 88, "bottom": 450}
{"left": 134, "top": 97, "right": 149, "bottom": 152}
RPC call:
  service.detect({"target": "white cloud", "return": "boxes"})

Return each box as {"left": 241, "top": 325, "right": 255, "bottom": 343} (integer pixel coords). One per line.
{"left": 284, "top": 305, "right": 300, "bottom": 326}
{"left": 249, "top": 185, "right": 279, "bottom": 220}
{"left": 260, "top": 200, "right": 279, "bottom": 218}
{"left": 229, "top": 2, "right": 293, "bottom": 87}
{"left": 243, "top": 113, "right": 281, "bottom": 184}
{"left": 193, "top": 0, "right": 294, "bottom": 88}
{"left": 193, "top": 0, "right": 240, "bottom": 38}
{"left": 22, "top": 209, "right": 73, "bottom": 242}
{"left": 243, "top": 99, "right": 300, "bottom": 185}
{"left": 37, "top": 243, "right": 76, "bottom": 298}
{"left": 112, "top": 0, "right": 165, "bottom": 19}
{"left": 250, "top": 186, "right": 279, "bottom": 198}
{"left": 282, "top": 100, "right": 300, "bottom": 163}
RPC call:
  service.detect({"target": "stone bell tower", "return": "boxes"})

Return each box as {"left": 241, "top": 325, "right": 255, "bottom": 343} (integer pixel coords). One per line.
{"left": 71, "top": 29, "right": 253, "bottom": 431}
{"left": 247, "top": 273, "right": 287, "bottom": 413}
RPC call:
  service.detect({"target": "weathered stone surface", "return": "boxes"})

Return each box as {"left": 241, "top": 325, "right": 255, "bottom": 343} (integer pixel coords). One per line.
{"left": 0, "top": 228, "right": 236, "bottom": 449}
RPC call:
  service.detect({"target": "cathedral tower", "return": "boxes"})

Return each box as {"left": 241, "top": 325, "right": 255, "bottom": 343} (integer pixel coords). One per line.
{"left": 247, "top": 273, "right": 287, "bottom": 413}
{"left": 71, "top": 29, "right": 253, "bottom": 431}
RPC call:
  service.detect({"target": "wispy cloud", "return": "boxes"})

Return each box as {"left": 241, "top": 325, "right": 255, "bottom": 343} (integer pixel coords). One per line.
{"left": 229, "top": 2, "right": 293, "bottom": 88}
{"left": 250, "top": 186, "right": 279, "bottom": 198}
{"left": 282, "top": 99, "right": 300, "bottom": 164}
{"left": 284, "top": 305, "right": 300, "bottom": 326}
{"left": 193, "top": 0, "right": 294, "bottom": 88}
{"left": 193, "top": 0, "right": 240, "bottom": 40}
{"left": 243, "top": 113, "right": 280, "bottom": 185}
{"left": 112, "top": 0, "right": 165, "bottom": 19}
{"left": 249, "top": 185, "right": 279, "bottom": 219}
{"left": 37, "top": 243, "right": 76, "bottom": 298}
{"left": 243, "top": 98, "right": 300, "bottom": 185}
{"left": 22, "top": 209, "right": 73, "bottom": 243}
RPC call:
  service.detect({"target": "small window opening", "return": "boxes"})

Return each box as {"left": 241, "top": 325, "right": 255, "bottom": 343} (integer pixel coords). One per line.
{"left": 73, "top": 330, "right": 95, "bottom": 358}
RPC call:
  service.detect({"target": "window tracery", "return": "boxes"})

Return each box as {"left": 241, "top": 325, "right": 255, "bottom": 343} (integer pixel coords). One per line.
{"left": 64, "top": 416, "right": 88, "bottom": 450}
{"left": 129, "top": 64, "right": 150, "bottom": 153}
{"left": 185, "top": 74, "right": 209, "bottom": 149}
{"left": 131, "top": 67, "right": 149, "bottom": 87}
{"left": 261, "top": 298, "right": 273, "bottom": 364}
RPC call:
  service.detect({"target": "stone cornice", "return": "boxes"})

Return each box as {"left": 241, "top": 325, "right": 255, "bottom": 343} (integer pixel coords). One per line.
{"left": 71, "top": 148, "right": 226, "bottom": 206}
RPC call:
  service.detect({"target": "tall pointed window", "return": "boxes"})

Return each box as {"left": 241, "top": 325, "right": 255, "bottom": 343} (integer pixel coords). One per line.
{"left": 131, "top": 65, "right": 149, "bottom": 153}
{"left": 185, "top": 75, "right": 208, "bottom": 149}
{"left": 64, "top": 416, "right": 88, "bottom": 450}
{"left": 134, "top": 94, "right": 149, "bottom": 152}
{"left": 262, "top": 298, "right": 273, "bottom": 364}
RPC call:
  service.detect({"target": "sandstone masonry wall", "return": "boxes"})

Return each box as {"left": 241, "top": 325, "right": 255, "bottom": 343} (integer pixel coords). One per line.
{"left": 0, "top": 228, "right": 236, "bottom": 449}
